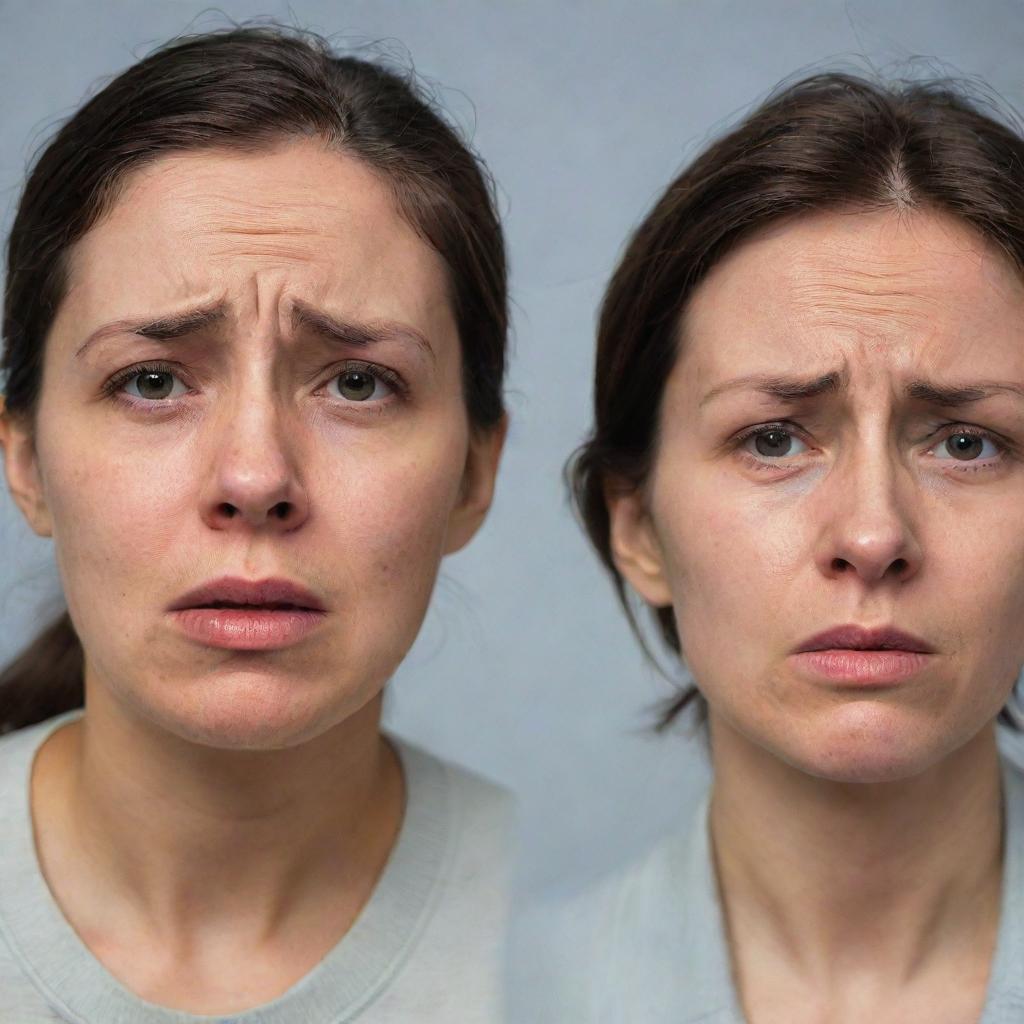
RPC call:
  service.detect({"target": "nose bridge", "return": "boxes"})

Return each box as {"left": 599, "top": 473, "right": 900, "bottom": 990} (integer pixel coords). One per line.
{"left": 819, "top": 413, "right": 918, "bottom": 583}
{"left": 202, "top": 356, "right": 303, "bottom": 529}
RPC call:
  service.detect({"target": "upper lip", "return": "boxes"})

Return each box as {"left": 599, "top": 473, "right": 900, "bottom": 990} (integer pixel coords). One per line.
{"left": 794, "top": 624, "right": 934, "bottom": 654}
{"left": 168, "top": 577, "right": 326, "bottom": 612}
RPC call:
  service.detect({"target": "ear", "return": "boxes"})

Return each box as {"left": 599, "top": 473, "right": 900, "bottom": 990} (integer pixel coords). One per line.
{"left": 0, "top": 398, "right": 52, "bottom": 537}
{"left": 605, "top": 478, "right": 673, "bottom": 607}
{"left": 443, "top": 414, "right": 508, "bottom": 555}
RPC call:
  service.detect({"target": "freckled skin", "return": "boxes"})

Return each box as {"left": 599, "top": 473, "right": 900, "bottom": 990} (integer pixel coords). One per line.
{"left": 614, "top": 208, "right": 1024, "bottom": 782}
{"left": 5, "top": 139, "right": 499, "bottom": 752}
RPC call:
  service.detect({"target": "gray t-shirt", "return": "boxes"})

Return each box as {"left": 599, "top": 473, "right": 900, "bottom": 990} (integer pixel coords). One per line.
{"left": 0, "top": 709, "right": 514, "bottom": 1023}
{"left": 512, "top": 754, "right": 1024, "bottom": 1023}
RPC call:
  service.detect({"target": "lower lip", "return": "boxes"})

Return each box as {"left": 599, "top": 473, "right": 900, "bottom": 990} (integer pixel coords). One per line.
{"left": 791, "top": 649, "right": 932, "bottom": 685}
{"left": 170, "top": 608, "right": 327, "bottom": 650}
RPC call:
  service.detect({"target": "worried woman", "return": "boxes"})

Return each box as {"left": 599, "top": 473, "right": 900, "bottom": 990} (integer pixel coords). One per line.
{"left": 0, "top": 26, "right": 511, "bottom": 1023}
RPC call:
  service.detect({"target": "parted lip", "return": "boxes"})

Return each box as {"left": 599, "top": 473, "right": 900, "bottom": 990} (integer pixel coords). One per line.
{"left": 794, "top": 624, "right": 934, "bottom": 654}
{"left": 168, "top": 577, "right": 326, "bottom": 612}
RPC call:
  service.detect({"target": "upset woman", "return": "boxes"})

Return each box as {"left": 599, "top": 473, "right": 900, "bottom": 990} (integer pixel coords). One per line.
{"left": 525, "top": 72, "right": 1024, "bottom": 1024}
{"left": 0, "top": 26, "right": 510, "bottom": 1023}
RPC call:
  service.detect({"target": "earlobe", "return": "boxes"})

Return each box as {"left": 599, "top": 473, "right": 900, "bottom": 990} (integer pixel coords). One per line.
{"left": 443, "top": 415, "right": 508, "bottom": 555}
{"left": 605, "top": 480, "right": 673, "bottom": 607}
{"left": 0, "top": 405, "right": 53, "bottom": 538}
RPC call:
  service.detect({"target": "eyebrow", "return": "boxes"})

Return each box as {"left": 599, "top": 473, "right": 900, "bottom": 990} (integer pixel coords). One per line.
{"left": 700, "top": 371, "right": 844, "bottom": 407}
{"left": 74, "top": 300, "right": 436, "bottom": 364}
{"left": 74, "top": 303, "right": 228, "bottom": 357}
{"left": 290, "top": 301, "right": 436, "bottom": 364}
{"left": 700, "top": 370, "right": 1024, "bottom": 409}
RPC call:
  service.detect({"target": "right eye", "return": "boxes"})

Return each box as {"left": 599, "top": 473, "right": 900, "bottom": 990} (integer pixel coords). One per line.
{"left": 105, "top": 364, "right": 191, "bottom": 403}
{"left": 739, "top": 425, "right": 811, "bottom": 461}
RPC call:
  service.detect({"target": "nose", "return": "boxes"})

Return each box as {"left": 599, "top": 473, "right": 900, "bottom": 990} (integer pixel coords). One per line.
{"left": 199, "top": 394, "right": 309, "bottom": 533}
{"left": 814, "top": 440, "right": 922, "bottom": 586}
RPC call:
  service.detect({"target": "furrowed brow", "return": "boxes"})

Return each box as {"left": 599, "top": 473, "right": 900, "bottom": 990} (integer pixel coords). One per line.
{"left": 700, "top": 371, "right": 845, "bottom": 408}
{"left": 903, "top": 380, "right": 1024, "bottom": 406}
{"left": 290, "top": 302, "right": 436, "bottom": 364}
{"left": 74, "top": 303, "right": 227, "bottom": 358}
{"left": 701, "top": 369, "right": 1024, "bottom": 409}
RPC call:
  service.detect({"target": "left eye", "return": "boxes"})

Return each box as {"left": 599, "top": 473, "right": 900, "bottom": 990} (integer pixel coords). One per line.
{"left": 932, "top": 431, "right": 1000, "bottom": 462}
{"left": 328, "top": 369, "right": 393, "bottom": 403}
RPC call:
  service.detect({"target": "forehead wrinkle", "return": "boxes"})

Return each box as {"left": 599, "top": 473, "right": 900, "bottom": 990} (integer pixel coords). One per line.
{"left": 789, "top": 273, "right": 936, "bottom": 337}
{"left": 212, "top": 221, "right": 323, "bottom": 239}
{"left": 207, "top": 241, "right": 334, "bottom": 263}
{"left": 180, "top": 186, "right": 345, "bottom": 239}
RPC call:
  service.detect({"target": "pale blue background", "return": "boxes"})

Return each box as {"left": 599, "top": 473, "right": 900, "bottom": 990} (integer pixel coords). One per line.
{"left": 3, "top": 0, "right": 1024, "bottom": 895}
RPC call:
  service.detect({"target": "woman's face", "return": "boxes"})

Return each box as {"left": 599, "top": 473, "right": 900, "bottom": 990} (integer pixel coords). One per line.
{"left": 1, "top": 138, "right": 502, "bottom": 750}
{"left": 610, "top": 208, "right": 1024, "bottom": 783}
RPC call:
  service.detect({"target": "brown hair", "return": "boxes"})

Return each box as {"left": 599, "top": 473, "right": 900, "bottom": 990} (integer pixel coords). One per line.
{"left": 0, "top": 25, "right": 508, "bottom": 734}
{"left": 569, "top": 71, "right": 1024, "bottom": 729}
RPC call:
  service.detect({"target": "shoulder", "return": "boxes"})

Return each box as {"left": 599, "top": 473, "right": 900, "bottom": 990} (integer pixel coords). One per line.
{"left": 998, "top": 737, "right": 1024, "bottom": 835}
{"left": 0, "top": 712, "right": 81, "bottom": 802}
{"left": 509, "top": 792, "right": 745, "bottom": 1024}
{"left": 371, "top": 738, "right": 515, "bottom": 1020}
{"left": 508, "top": 831, "right": 694, "bottom": 1024}
{"left": 387, "top": 735, "right": 516, "bottom": 861}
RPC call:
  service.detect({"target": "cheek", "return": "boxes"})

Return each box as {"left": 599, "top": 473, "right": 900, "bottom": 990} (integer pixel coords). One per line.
{"left": 336, "top": 448, "right": 464, "bottom": 590}
{"left": 937, "top": 535, "right": 1024, "bottom": 695}
{"left": 34, "top": 418, "right": 180, "bottom": 616}
{"left": 653, "top": 468, "right": 808, "bottom": 664}
{"left": 34, "top": 403, "right": 467, "bottom": 636}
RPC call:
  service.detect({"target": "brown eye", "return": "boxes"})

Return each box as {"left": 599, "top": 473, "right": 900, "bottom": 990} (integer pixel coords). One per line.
{"left": 332, "top": 368, "right": 392, "bottom": 403}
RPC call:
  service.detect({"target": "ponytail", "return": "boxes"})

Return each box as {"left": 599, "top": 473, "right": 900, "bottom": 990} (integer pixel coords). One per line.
{"left": 0, "top": 611, "right": 83, "bottom": 734}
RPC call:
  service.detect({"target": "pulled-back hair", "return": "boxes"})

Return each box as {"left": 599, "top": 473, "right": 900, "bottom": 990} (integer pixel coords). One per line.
{"left": 0, "top": 25, "right": 508, "bottom": 733}
{"left": 569, "top": 71, "right": 1024, "bottom": 729}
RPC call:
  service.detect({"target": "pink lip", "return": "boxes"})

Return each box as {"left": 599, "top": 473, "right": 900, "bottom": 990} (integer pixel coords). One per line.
{"left": 794, "top": 624, "right": 934, "bottom": 655}
{"left": 791, "top": 622, "right": 935, "bottom": 687}
{"left": 791, "top": 649, "right": 931, "bottom": 686}
{"left": 168, "top": 576, "right": 326, "bottom": 613}
{"left": 166, "top": 576, "right": 327, "bottom": 651}
{"left": 170, "top": 607, "right": 326, "bottom": 650}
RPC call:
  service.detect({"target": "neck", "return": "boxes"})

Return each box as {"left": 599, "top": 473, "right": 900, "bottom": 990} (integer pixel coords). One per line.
{"left": 32, "top": 679, "right": 404, "bottom": 947}
{"left": 709, "top": 717, "right": 1003, "bottom": 996}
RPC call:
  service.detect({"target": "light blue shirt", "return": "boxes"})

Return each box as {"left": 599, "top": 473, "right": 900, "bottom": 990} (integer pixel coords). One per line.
{"left": 0, "top": 710, "right": 514, "bottom": 1023}
{"left": 512, "top": 754, "right": 1024, "bottom": 1023}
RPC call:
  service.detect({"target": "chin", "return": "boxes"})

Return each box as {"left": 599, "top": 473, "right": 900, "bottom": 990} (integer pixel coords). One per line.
{"left": 772, "top": 700, "right": 955, "bottom": 785}
{"left": 139, "top": 669, "right": 380, "bottom": 751}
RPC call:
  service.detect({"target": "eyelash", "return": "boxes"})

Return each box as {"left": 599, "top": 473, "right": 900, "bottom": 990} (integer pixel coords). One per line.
{"left": 733, "top": 421, "right": 1011, "bottom": 475}
{"left": 100, "top": 360, "right": 408, "bottom": 412}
